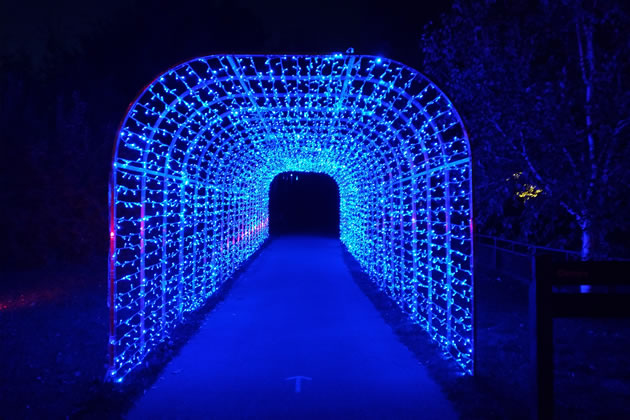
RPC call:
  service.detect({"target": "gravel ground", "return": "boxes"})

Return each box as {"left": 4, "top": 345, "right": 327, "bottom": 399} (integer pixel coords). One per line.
{"left": 0, "top": 256, "right": 110, "bottom": 419}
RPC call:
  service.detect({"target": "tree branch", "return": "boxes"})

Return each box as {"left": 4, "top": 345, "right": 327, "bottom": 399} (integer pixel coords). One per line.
{"left": 576, "top": 17, "right": 597, "bottom": 202}
{"left": 600, "top": 116, "right": 630, "bottom": 181}
{"left": 489, "top": 118, "right": 507, "bottom": 138}
{"left": 517, "top": 131, "right": 580, "bottom": 224}
{"left": 613, "top": 116, "right": 630, "bottom": 137}
{"left": 559, "top": 200, "right": 580, "bottom": 221}
{"left": 517, "top": 131, "right": 546, "bottom": 187}
{"left": 562, "top": 146, "right": 578, "bottom": 172}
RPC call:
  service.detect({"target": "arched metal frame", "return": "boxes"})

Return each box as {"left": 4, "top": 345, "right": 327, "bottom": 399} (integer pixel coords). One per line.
{"left": 108, "top": 54, "right": 474, "bottom": 381}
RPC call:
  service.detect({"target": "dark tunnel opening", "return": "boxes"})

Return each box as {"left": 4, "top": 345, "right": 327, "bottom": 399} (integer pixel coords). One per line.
{"left": 269, "top": 172, "right": 340, "bottom": 237}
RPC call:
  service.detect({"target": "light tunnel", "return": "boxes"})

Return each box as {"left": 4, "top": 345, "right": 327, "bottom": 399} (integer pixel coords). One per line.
{"left": 108, "top": 54, "right": 474, "bottom": 381}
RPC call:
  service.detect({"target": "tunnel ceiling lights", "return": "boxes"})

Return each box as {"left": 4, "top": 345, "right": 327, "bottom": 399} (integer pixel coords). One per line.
{"left": 108, "top": 54, "right": 474, "bottom": 381}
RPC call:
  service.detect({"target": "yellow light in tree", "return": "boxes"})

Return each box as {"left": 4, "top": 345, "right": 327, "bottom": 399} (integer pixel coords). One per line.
{"left": 517, "top": 184, "right": 543, "bottom": 200}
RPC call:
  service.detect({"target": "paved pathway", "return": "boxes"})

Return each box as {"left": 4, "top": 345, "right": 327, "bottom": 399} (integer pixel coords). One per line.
{"left": 128, "top": 236, "right": 458, "bottom": 419}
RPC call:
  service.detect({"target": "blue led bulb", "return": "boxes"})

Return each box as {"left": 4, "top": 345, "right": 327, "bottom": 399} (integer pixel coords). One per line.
{"left": 107, "top": 54, "right": 474, "bottom": 381}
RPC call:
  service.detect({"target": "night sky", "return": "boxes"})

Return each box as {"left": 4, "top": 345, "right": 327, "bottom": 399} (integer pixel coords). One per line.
{"left": 1, "top": 0, "right": 450, "bottom": 110}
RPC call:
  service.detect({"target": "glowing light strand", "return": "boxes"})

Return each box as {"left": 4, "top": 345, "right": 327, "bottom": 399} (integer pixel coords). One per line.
{"left": 108, "top": 54, "right": 474, "bottom": 381}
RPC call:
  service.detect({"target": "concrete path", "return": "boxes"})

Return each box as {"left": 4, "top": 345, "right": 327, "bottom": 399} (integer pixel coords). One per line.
{"left": 127, "top": 236, "right": 458, "bottom": 419}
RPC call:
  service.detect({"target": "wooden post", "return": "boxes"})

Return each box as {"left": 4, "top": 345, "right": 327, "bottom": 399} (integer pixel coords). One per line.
{"left": 530, "top": 255, "right": 553, "bottom": 420}
{"left": 530, "top": 257, "right": 630, "bottom": 419}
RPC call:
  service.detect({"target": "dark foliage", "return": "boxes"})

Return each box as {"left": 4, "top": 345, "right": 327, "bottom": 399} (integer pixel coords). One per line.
{"left": 419, "top": 0, "right": 630, "bottom": 258}
{"left": 0, "top": 239, "right": 271, "bottom": 418}
{"left": 0, "top": 0, "right": 447, "bottom": 270}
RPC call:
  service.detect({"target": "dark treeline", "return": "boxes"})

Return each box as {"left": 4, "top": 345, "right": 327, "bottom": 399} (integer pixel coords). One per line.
{"left": 0, "top": 0, "right": 445, "bottom": 269}
{"left": 1, "top": 0, "right": 628, "bottom": 269}
{"left": 2, "top": 2, "right": 134, "bottom": 268}
{"left": 420, "top": 1, "right": 630, "bottom": 258}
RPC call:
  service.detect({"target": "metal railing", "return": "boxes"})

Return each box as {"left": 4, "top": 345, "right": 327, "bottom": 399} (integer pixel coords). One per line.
{"left": 475, "top": 234, "right": 581, "bottom": 283}
{"left": 477, "top": 234, "right": 581, "bottom": 259}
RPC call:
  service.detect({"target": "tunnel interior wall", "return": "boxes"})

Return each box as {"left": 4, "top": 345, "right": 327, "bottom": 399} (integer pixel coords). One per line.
{"left": 108, "top": 54, "right": 473, "bottom": 381}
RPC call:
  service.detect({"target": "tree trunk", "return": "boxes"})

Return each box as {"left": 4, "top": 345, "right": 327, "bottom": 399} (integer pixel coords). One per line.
{"left": 576, "top": 17, "right": 597, "bottom": 261}
{"left": 580, "top": 218, "right": 592, "bottom": 260}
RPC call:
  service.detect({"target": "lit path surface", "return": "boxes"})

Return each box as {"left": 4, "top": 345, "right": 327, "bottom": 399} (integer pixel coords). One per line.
{"left": 127, "top": 236, "right": 458, "bottom": 419}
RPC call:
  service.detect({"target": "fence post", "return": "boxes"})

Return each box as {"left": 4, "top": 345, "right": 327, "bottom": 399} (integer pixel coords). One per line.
{"left": 530, "top": 254, "right": 553, "bottom": 419}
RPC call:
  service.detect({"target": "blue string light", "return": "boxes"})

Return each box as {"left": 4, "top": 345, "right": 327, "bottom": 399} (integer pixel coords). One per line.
{"left": 107, "top": 54, "right": 474, "bottom": 381}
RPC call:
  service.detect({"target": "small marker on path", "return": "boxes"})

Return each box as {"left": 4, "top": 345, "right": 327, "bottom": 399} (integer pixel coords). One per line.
{"left": 286, "top": 376, "right": 312, "bottom": 393}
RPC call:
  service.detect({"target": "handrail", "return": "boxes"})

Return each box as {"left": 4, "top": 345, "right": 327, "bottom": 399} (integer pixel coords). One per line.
{"left": 476, "top": 234, "right": 580, "bottom": 259}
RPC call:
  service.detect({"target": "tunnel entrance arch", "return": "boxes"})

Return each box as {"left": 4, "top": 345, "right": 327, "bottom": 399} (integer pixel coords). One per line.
{"left": 108, "top": 54, "right": 474, "bottom": 381}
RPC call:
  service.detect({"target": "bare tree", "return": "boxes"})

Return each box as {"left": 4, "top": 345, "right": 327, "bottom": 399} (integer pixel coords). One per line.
{"left": 420, "top": 0, "right": 630, "bottom": 258}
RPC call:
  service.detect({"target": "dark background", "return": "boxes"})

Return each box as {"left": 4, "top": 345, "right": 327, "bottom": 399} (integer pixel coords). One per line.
{"left": 1, "top": 2, "right": 630, "bottom": 418}
{"left": 0, "top": 0, "right": 448, "bottom": 269}
{"left": 269, "top": 172, "right": 340, "bottom": 237}
{"left": 2, "top": 0, "right": 628, "bottom": 267}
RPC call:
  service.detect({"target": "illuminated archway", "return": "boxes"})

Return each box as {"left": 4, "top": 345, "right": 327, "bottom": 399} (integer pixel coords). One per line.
{"left": 108, "top": 54, "right": 474, "bottom": 381}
